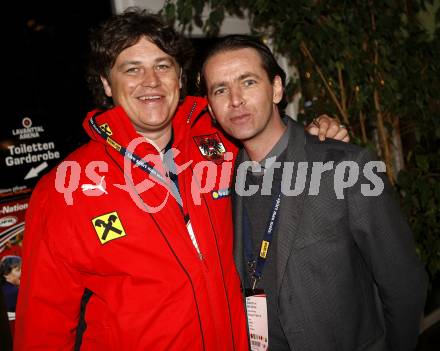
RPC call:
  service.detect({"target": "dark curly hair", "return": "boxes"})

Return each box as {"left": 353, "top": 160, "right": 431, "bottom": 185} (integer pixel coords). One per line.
{"left": 87, "top": 7, "right": 194, "bottom": 110}
{"left": 200, "top": 35, "right": 288, "bottom": 114}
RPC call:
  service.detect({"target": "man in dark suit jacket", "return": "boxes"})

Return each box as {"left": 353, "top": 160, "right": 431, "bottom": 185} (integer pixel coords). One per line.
{"left": 201, "top": 35, "right": 428, "bottom": 351}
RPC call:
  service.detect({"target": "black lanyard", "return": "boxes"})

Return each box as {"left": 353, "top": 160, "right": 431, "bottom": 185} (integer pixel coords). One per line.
{"left": 243, "top": 191, "right": 282, "bottom": 290}
{"left": 88, "top": 114, "right": 183, "bottom": 208}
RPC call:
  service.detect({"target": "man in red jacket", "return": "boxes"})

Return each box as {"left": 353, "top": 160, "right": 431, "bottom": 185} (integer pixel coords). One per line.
{"left": 15, "top": 8, "right": 347, "bottom": 350}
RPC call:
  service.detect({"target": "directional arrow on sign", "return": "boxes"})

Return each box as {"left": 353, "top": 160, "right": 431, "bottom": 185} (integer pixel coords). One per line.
{"left": 24, "top": 162, "right": 48, "bottom": 180}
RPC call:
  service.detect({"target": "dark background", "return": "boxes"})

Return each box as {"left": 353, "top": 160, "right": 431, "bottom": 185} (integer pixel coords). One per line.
{"left": 5, "top": 0, "right": 113, "bottom": 149}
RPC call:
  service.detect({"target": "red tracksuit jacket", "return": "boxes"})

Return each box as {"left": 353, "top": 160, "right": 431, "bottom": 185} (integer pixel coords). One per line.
{"left": 15, "top": 96, "right": 249, "bottom": 350}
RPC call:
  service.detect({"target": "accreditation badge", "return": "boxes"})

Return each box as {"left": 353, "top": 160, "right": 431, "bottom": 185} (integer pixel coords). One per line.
{"left": 245, "top": 290, "right": 269, "bottom": 351}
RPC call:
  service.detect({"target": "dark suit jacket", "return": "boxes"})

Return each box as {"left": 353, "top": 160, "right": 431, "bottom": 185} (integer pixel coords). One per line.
{"left": 2, "top": 282, "right": 18, "bottom": 312}
{"left": 233, "top": 119, "right": 427, "bottom": 351}
{"left": 0, "top": 285, "right": 12, "bottom": 351}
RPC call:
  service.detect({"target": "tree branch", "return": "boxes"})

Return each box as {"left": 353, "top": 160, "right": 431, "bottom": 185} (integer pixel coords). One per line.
{"left": 299, "top": 41, "right": 349, "bottom": 125}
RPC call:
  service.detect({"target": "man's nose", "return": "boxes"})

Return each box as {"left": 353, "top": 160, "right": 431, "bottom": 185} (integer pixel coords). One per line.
{"left": 141, "top": 69, "right": 160, "bottom": 88}
{"left": 230, "top": 87, "right": 244, "bottom": 108}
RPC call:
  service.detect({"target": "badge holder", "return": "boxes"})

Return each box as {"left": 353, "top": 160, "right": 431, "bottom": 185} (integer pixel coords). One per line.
{"left": 245, "top": 287, "right": 269, "bottom": 351}
{"left": 242, "top": 193, "right": 282, "bottom": 351}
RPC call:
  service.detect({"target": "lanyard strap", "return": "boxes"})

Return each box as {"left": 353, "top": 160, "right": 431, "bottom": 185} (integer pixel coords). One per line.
{"left": 243, "top": 192, "right": 282, "bottom": 290}
{"left": 88, "top": 114, "right": 183, "bottom": 207}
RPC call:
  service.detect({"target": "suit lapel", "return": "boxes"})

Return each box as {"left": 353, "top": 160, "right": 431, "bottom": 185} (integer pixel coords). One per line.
{"left": 275, "top": 121, "right": 308, "bottom": 298}
{"left": 233, "top": 149, "right": 247, "bottom": 283}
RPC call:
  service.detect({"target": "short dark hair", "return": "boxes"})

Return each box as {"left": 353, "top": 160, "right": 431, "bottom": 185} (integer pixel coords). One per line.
{"left": 200, "top": 34, "right": 288, "bottom": 114}
{"left": 87, "top": 7, "right": 194, "bottom": 110}
{"left": 0, "top": 256, "right": 21, "bottom": 282}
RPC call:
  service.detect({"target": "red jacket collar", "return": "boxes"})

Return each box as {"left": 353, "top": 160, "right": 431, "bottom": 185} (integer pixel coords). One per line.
{"left": 83, "top": 96, "right": 208, "bottom": 151}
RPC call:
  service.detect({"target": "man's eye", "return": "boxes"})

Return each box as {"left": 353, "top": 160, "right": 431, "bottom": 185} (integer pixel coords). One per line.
{"left": 244, "top": 79, "right": 256, "bottom": 87}
{"left": 156, "top": 64, "right": 170, "bottom": 71}
{"left": 126, "top": 67, "right": 140, "bottom": 73}
{"left": 213, "top": 88, "right": 226, "bottom": 95}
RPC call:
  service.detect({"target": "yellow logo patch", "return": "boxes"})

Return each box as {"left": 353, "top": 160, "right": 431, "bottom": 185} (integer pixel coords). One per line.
{"left": 92, "top": 211, "right": 126, "bottom": 244}
{"left": 107, "top": 137, "right": 122, "bottom": 151}
{"left": 99, "top": 123, "right": 113, "bottom": 136}
{"left": 259, "top": 240, "right": 270, "bottom": 258}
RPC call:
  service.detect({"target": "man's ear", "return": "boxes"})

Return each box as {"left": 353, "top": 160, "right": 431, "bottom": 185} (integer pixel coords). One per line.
{"left": 100, "top": 76, "right": 113, "bottom": 97}
{"left": 272, "top": 75, "right": 283, "bottom": 104}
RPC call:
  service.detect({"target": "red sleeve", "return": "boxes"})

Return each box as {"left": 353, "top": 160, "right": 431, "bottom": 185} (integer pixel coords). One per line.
{"left": 15, "top": 177, "right": 85, "bottom": 350}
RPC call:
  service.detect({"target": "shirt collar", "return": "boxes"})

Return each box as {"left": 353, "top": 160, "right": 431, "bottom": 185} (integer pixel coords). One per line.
{"left": 243, "top": 119, "right": 291, "bottom": 175}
